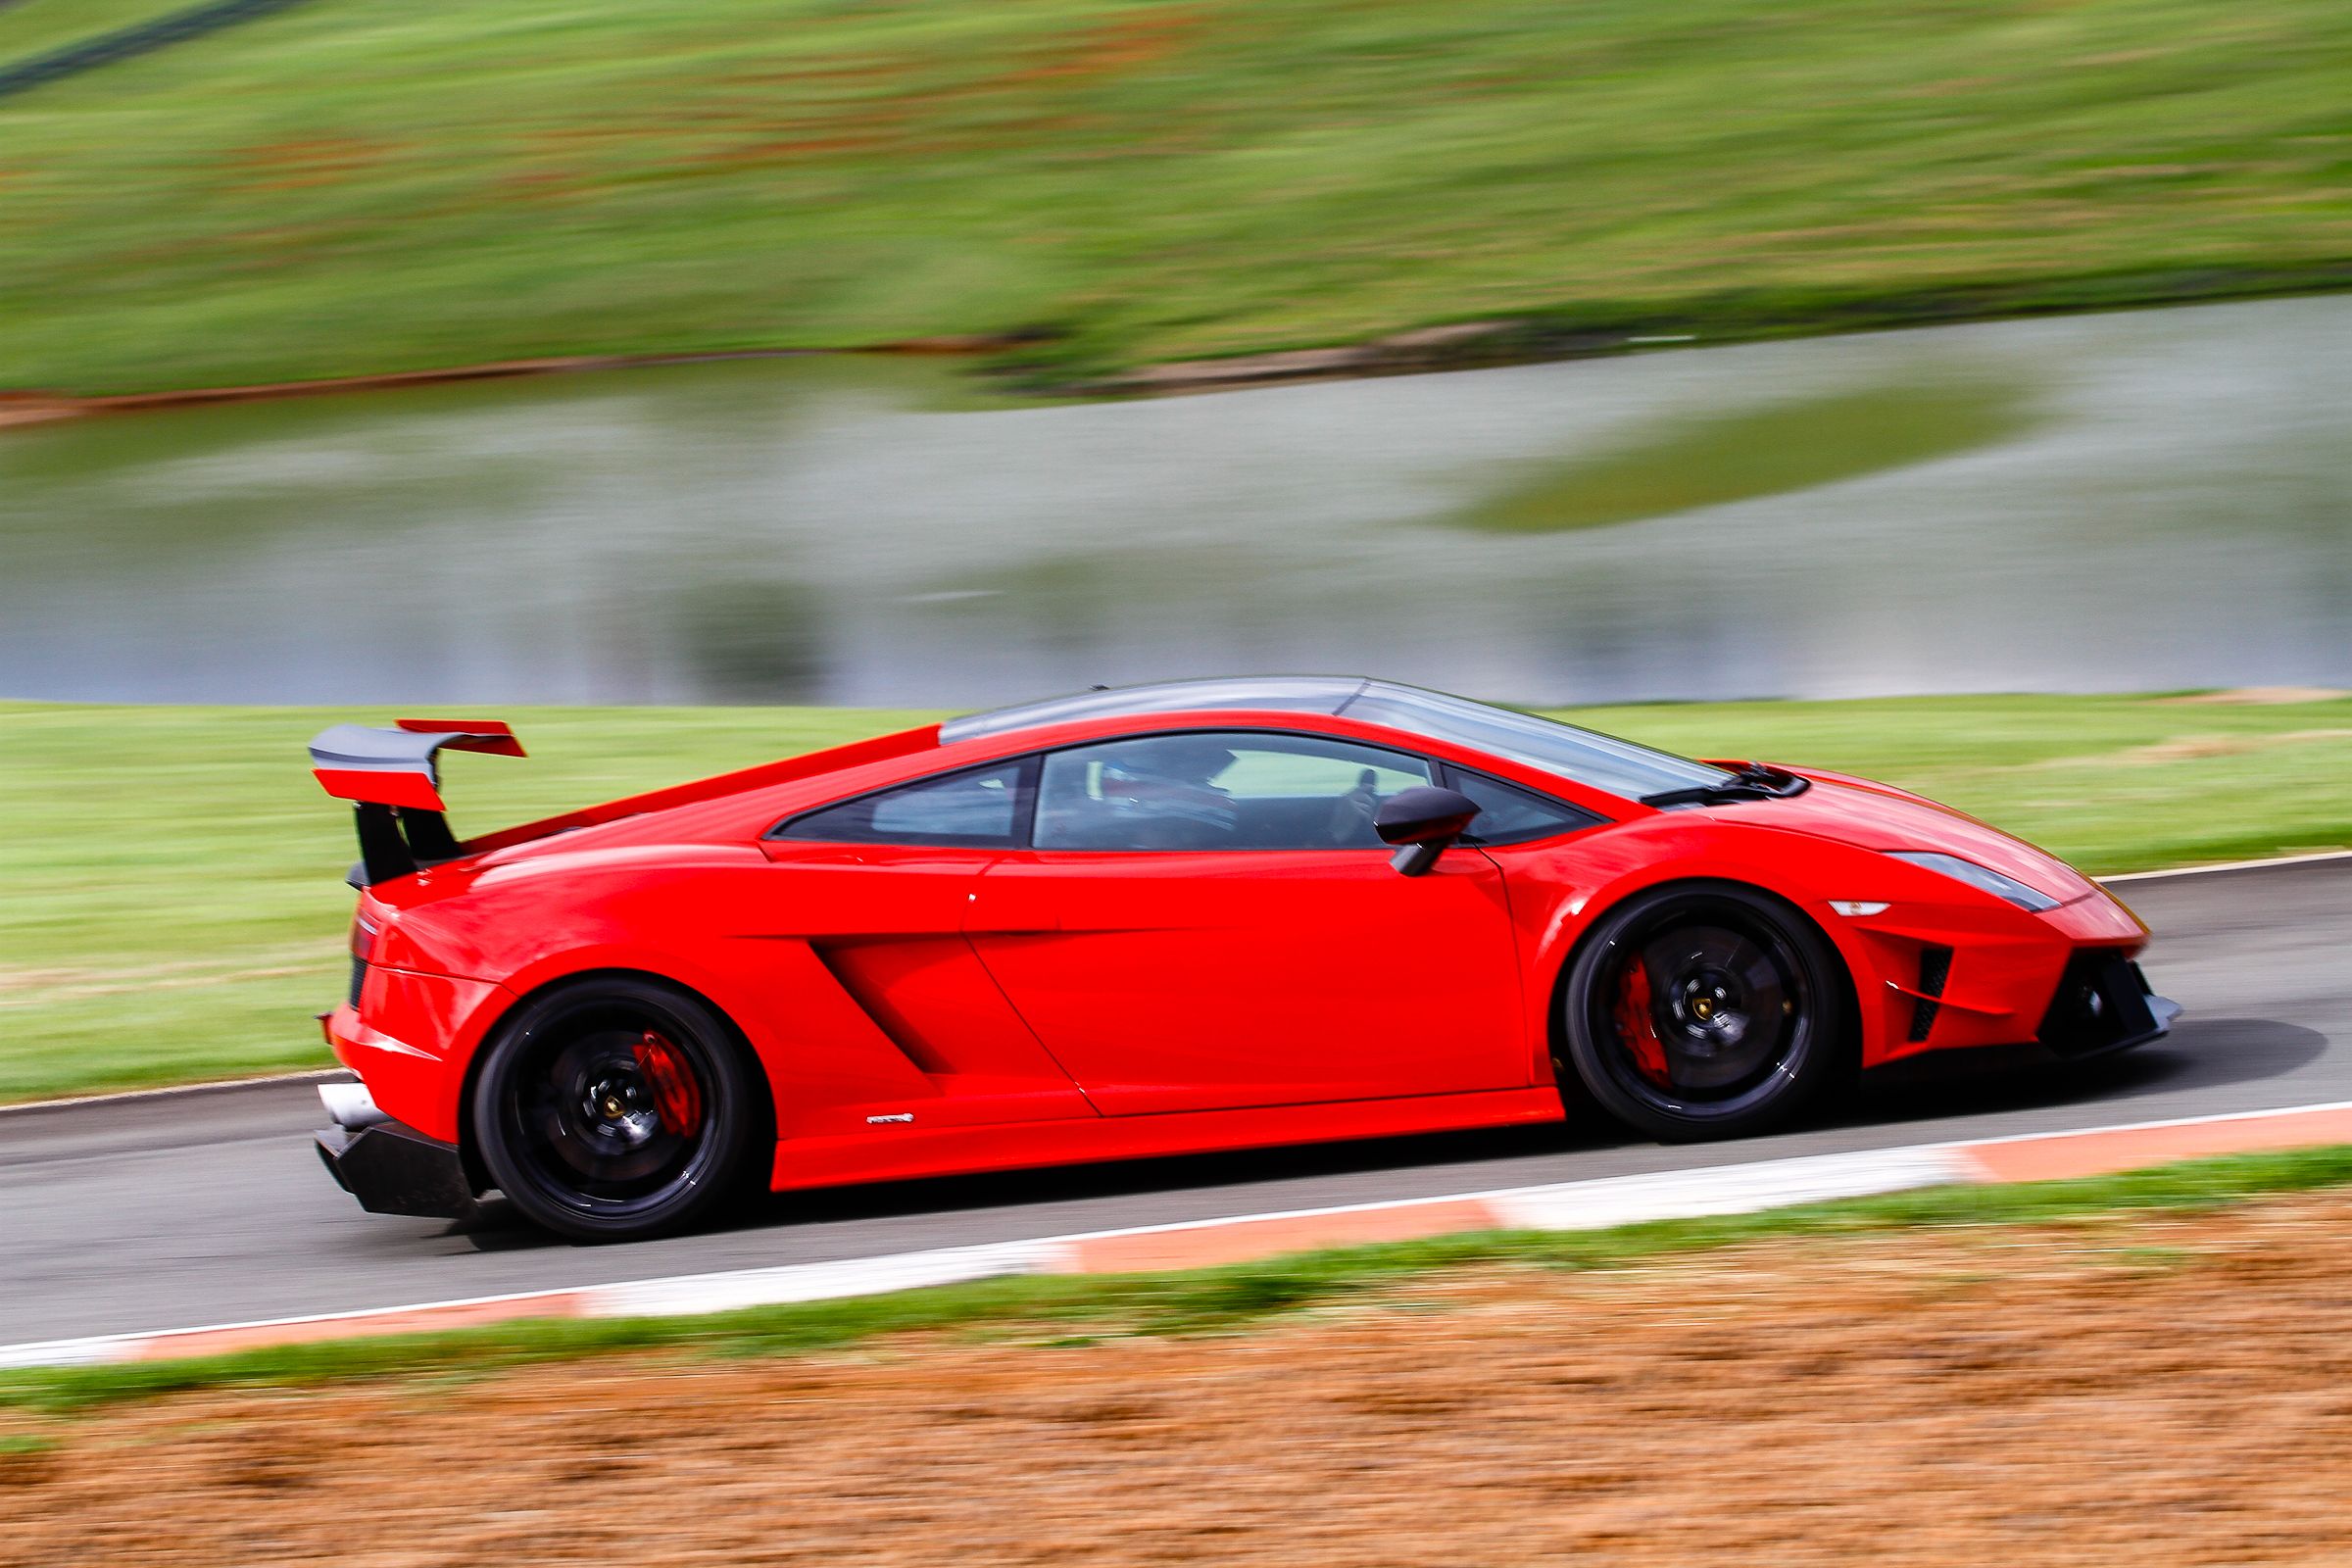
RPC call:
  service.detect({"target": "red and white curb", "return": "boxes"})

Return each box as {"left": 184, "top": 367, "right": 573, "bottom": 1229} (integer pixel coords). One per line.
{"left": 9, "top": 1099, "right": 2352, "bottom": 1373}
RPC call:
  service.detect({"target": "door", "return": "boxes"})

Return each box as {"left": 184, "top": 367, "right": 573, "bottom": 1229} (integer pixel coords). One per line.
{"left": 965, "top": 730, "right": 1529, "bottom": 1115}
{"left": 760, "top": 757, "right": 1095, "bottom": 1131}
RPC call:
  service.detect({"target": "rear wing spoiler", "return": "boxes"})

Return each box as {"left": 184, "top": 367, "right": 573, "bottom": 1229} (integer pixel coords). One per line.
{"left": 309, "top": 719, "right": 524, "bottom": 885}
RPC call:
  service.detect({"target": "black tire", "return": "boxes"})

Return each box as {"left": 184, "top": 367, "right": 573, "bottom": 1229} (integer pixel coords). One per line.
{"left": 1561, "top": 882, "right": 1845, "bottom": 1142}
{"left": 471, "top": 976, "right": 762, "bottom": 1243}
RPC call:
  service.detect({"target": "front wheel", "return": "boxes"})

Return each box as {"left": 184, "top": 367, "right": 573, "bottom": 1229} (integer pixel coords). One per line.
{"left": 1561, "top": 884, "right": 1846, "bottom": 1142}
{"left": 471, "top": 976, "right": 762, "bottom": 1243}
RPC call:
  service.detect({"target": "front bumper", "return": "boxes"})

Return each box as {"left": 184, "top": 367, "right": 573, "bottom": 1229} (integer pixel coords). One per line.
{"left": 1842, "top": 876, "right": 2181, "bottom": 1065}
{"left": 314, "top": 1081, "right": 474, "bottom": 1219}
{"left": 2035, "top": 952, "right": 2182, "bottom": 1060}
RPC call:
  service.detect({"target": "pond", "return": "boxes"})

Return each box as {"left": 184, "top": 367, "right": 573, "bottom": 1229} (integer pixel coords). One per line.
{"left": 3, "top": 293, "right": 2347, "bottom": 708}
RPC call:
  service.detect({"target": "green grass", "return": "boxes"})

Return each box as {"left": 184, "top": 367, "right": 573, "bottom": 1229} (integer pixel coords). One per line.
{"left": 5, "top": 691, "right": 2351, "bottom": 1103}
{"left": 0, "top": 0, "right": 2347, "bottom": 395}
{"left": 8, "top": 1142, "right": 2352, "bottom": 1417}
{"left": 1458, "top": 377, "right": 2038, "bottom": 533}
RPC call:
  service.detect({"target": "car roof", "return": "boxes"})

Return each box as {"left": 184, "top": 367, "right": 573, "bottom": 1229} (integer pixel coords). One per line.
{"left": 937, "top": 676, "right": 1745, "bottom": 805}
{"left": 938, "top": 676, "right": 1376, "bottom": 744}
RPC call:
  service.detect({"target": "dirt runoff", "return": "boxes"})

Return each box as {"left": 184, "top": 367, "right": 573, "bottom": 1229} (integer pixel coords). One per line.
{"left": 14, "top": 1194, "right": 2352, "bottom": 1568}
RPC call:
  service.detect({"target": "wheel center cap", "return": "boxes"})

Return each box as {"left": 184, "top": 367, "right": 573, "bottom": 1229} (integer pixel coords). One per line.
{"left": 1673, "top": 969, "right": 1750, "bottom": 1046}
{"left": 584, "top": 1074, "right": 650, "bottom": 1128}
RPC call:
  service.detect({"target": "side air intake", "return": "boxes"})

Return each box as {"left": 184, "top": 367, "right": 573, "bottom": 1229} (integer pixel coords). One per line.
{"left": 1907, "top": 945, "right": 1953, "bottom": 1042}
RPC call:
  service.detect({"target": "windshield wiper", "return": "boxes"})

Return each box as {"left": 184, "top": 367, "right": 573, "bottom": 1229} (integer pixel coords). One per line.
{"left": 1641, "top": 761, "right": 1810, "bottom": 809}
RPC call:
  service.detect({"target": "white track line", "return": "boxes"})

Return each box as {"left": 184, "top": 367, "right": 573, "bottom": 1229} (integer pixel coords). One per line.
{"left": 1482, "top": 1148, "right": 1975, "bottom": 1231}
{"left": 2103, "top": 847, "right": 2352, "bottom": 882}
{"left": 0, "top": 1281, "right": 607, "bottom": 1371}
{"left": 1925, "top": 1097, "right": 2352, "bottom": 1150}
{"left": 0, "top": 1068, "right": 348, "bottom": 1118}
{"left": 594, "top": 1240, "right": 1073, "bottom": 1319}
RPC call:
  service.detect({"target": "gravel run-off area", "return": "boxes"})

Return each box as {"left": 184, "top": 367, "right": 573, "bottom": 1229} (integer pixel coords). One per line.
{"left": 11, "top": 1193, "right": 2352, "bottom": 1566}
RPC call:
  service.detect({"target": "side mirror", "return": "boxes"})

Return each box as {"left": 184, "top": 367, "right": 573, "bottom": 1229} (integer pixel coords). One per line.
{"left": 1374, "top": 786, "right": 1481, "bottom": 877}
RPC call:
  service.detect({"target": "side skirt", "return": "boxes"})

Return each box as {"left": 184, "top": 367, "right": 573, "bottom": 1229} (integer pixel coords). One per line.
{"left": 768, "top": 1087, "right": 1567, "bottom": 1193}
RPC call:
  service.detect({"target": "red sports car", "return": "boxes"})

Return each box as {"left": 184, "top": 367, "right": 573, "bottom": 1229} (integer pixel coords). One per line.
{"left": 311, "top": 678, "right": 2177, "bottom": 1241}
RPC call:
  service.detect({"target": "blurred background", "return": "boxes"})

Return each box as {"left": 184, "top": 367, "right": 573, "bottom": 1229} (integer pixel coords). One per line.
{"left": 1, "top": 0, "right": 2347, "bottom": 711}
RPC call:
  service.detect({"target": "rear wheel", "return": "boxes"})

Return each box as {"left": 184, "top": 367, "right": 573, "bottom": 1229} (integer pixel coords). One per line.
{"left": 472, "top": 976, "right": 761, "bottom": 1243}
{"left": 1562, "top": 884, "right": 1844, "bottom": 1142}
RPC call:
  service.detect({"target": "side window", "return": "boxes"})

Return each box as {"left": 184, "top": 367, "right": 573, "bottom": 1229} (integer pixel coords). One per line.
{"left": 1443, "top": 765, "right": 1603, "bottom": 846}
{"left": 773, "top": 760, "right": 1031, "bottom": 848}
{"left": 1035, "top": 732, "right": 1432, "bottom": 852}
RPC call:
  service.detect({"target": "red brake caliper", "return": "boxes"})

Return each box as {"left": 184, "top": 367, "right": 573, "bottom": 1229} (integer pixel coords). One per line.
{"left": 632, "top": 1031, "right": 705, "bottom": 1137}
{"left": 1613, "top": 959, "right": 1673, "bottom": 1088}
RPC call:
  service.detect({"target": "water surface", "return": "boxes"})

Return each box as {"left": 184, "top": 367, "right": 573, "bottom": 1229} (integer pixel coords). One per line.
{"left": 3, "top": 295, "right": 2348, "bottom": 708}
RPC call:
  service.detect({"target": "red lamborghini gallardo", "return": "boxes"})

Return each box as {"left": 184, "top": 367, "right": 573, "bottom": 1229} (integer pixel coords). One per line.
{"left": 310, "top": 678, "right": 2176, "bottom": 1241}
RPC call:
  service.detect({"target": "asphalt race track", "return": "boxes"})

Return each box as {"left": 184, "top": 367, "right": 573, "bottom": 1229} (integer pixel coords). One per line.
{"left": 4, "top": 858, "right": 2346, "bottom": 1347}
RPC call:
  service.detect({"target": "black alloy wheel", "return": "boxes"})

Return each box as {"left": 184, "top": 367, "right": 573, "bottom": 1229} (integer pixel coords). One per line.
{"left": 1561, "top": 883, "right": 1846, "bottom": 1141}
{"left": 472, "top": 976, "right": 761, "bottom": 1242}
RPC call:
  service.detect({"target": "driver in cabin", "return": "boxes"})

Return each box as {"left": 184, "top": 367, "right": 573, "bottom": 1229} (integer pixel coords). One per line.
{"left": 1093, "top": 737, "right": 1241, "bottom": 846}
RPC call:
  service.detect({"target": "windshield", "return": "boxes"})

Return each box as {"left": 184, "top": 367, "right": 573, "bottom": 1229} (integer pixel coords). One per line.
{"left": 1339, "top": 683, "right": 1737, "bottom": 801}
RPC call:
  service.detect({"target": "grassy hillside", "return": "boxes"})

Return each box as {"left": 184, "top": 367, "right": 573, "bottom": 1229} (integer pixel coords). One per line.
{"left": 5, "top": 692, "right": 2351, "bottom": 1102}
{"left": 0, "top": 0, "right": 2346, "bottom": 395}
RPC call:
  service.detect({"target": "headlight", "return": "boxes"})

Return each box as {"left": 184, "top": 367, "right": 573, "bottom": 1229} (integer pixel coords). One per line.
{"left": 1886, "top": 851, "right": 2061, "bottom": 912}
